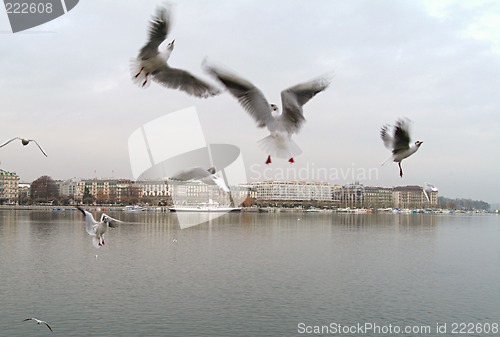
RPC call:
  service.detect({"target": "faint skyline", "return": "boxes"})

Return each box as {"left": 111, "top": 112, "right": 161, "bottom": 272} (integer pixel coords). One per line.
{"left": 0, "top": 0, "right": 499, "bottom": 203}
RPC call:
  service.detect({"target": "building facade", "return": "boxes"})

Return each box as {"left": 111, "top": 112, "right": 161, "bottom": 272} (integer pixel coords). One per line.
{"left": 247, "top": 180, "right": 333, "bottom": 207}
{"left": 393, "top": 185, "right": 438, "bottom": 209}
{"left": 0, "top": 169, "right": 20, "bottom": 204}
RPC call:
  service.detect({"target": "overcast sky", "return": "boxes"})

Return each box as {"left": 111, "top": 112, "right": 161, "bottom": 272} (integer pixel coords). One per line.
{"left": 1, "top": 0, "right": 499, "bottom": 204}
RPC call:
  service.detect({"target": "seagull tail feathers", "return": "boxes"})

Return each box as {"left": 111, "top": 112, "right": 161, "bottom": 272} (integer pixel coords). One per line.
{"left": 381, "top": 154, "right": 393, "bottom": 166}
{"left": 92, "top": 237, "right": 101, "bottom": 249}
{"left": 258, "top": 134, "right": 302, "bottom": 159}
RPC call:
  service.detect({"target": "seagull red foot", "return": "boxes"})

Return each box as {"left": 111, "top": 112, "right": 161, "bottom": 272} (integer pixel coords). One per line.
{"left": 288, "top": 157, "right": 294, "bottom": 163}
{"left": 142, "top": 73, "right": 150, "bottom": 87}
{"left": 265, "top": 155, "right": 271, "bottom": 165}
{"left": 135, "top": 66, "right": 144, "bottom": 78}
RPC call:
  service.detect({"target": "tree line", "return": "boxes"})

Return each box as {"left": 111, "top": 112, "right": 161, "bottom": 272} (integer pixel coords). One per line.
{"left": 438, "top": 196, "right": 490, "bottom": 211}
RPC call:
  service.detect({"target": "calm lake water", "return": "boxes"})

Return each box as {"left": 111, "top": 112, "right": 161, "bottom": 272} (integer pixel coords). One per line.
{"left": 0, "top": 210, "right": 499, "bottom": 336}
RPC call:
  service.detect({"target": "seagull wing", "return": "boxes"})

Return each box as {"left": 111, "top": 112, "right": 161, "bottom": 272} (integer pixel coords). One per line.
{"left": 29, "top": 139, "right": 48, "bottom": 157}
{"left": 280, "top": 75, "right": 332, "bottom": 134}
{"left": 392, "top": 118, "right": 411, "bottom": 154}
{"left": 380, "top": 124, "right": 393, "bottom": 149}
{"left": 43, "top": 322, "right": 53, "bottom": 332}
{"left": 101, "top": 213, "right": 122, "bottom": 228}
{"left": 203, "top": 62, "right": 275, "bottom": 129}
{"left": 0, "top": 137, "right": 21, "bottom": 148}
{"left": 423, "top": 188, "right": 430, "bottom": 202}
{"left": 139, "top": 6, "right": 171, "bottom": 60}
{"left": 152, "top": 65, "right": 221, "bottom": 98}
{"left": 76, "top": 206, "right": 98, "bottom": 235}
{"left": 171, "top": 166, "right": 211, "bottom": 181}
{"left": 210, "top": 174, "right": 230, "bottom": 192}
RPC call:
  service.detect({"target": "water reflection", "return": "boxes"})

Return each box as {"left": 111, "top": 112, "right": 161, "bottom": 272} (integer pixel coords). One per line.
{"left": 0, "top": 210, "right": 498, "bottom": 337}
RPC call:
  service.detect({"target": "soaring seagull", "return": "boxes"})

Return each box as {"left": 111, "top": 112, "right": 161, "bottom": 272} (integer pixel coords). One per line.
{"left": 423, "top": 182, "right": 438, "bottom": 202}
{"left": 380, "top": 118, "right": 423, "bottom": 177}
{"left": 204, "top": 61, "right": 331, "bottom": 164}
{"left": 0, "top": 137, "right": 47, "bottom": 157}
{"left": 23, "top": 318, "right": 53, "bottom": 332}
{"left": 76, "top": 206, "right": 122, "bottom": 248}
{"left": 171, "top": 166, "right": 229, "bottom": 192}
{"left": 131, "top": 5, "right": 220, "bottom": 98}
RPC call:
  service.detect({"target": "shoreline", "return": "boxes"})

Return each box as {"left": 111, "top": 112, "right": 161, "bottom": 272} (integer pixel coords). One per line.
{"left": 0, "top": 205, "right": 494, "bottom": 214}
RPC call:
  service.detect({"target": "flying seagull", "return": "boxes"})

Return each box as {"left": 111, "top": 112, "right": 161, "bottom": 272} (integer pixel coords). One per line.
{"left": 131, "top": 5, "right": 220, "bottom": 98}
{"left": 423, "top": 182, "right": 438, "bottom": 202}
{"left": 0, "top": 137, "right": 47, "bottom": 157}
{"left": 23, "top": 318, "right": 53, "bottom": 332}
{"left": 171, "top": 166, "right": 229, "bottom": 192}
{"left": 204, "top": 61, "right": 331, "bottom": 164}
{"left": 76, "top": 206, "right": 122, "bottom": 248}
{"left": 380, "top": 118, "right": 423, "bottom": 177}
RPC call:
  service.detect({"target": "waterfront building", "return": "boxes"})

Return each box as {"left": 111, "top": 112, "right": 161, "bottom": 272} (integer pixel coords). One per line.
{"left": 393, "top": 185, "right": 438, "bottom": 209}
{"left": 168, "top": 179, "right": 230, "bottom": 206}
{"left": 59, "top": 179, "right": 82, "bottom": 202}
{"left": 247, "top": 180, "right": 333, "bottom": 207}
{"left": 18, "top": 182, "right": 30, "bottom": 204}
{"left": 338, "top": 182, "right": 365, "bottom": 208}
{"left": 0, "top": 169, "right": 20, "bottom": 204}
{"left": 136, "top": 180, "right": 170, "bottom": 198}
{"left": 74, "top": 179, "right": 139, "bottom": 204}
{"left": 364, "top": 186, "right": 394, "bottom": 208}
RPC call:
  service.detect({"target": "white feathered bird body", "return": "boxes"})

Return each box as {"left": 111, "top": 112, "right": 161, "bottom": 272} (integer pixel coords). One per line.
{"left": 77, "top": 207, "right": 121, "bottom": 248}
{"left": 204, "top": 61, "right": 331, "bottom": 163}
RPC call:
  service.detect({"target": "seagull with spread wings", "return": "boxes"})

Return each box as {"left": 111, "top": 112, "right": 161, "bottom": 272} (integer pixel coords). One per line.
{"left": 23, "top": 318, "right": 53, "bottom": 332}
{"left": 423, "top": 182, "right": 438, "bottom": 202}
{"left": 171, "top": 166, "right": 229, "bottom": 192}
{"left": 204, "top": 61, "right": 331, "bottom": 164}
{"left": 0, "top": 137, "right": 47, "bottom": 157}
{"left": 131, "top": 5, "right": 220, "bottom": 98}
{"left": 380, "top": 118, "right": 423, "bottom": 177}
{"left": 76, "top": 206, "right": 122, "bottom": 248}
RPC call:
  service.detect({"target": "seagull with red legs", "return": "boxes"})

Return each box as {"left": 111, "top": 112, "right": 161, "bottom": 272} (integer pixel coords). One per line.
{"left": 76, "top": 206, "right": 122, "bottom": 248}
{"left": 380, "top": 118, "right": 423, "bottom": 177}
{"left": 204, "top": 61, "right": 331, "bottom": 164}
{"left": 131, "top": 5, "right": 220, "bottom": 98}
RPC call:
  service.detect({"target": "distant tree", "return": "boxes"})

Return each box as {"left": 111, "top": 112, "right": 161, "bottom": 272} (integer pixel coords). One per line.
{"left": 121, "top": 185, "right": 141, "bottom": 205}
{"left": 96, "top": 190, "right": 107, "bottom": 204}
{"left": 438, "top": 197, "right": 490, "bottom": 211}
{"left": 83, "top": 187, "right": 93, "bottom": 205}
{"left": 30, "top": 176, "right": 59, "bottom": 202}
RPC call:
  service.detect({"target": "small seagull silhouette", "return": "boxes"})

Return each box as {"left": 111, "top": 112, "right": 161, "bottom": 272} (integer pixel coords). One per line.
{"left": 23, "top": 318, "right": 53, "bottom": 332}
{"left": 0, "top": 137, "right": 47, "bottom": 157}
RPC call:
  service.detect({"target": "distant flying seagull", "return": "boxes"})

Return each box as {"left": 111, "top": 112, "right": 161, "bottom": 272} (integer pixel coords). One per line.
{"left": 0, "top": 137, "right": 47, "bottom": 157}
{"left": 131, "top": 5, "right": 220, "bottom": 98}
{"left": 380, "top": 118, "right": 423, "bottom": 177}
{"left": 171, "top": 166, "right": 229, "bottom": 192}
{"left": 423, "top": 182, "right": 438, "bottom": 202}
{"left": 23, "top": 318, "right": 53, "bottom": 332}
{"left": 204, "top": 61, "right": 331, "bottom": 164}
{"left": 76, "top": 206, "right": 122, "bottom": 248}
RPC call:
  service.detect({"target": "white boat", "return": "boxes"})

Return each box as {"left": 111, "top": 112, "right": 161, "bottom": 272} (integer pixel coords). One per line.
{"left": 169, "top": 206, "right": 241, "bottom": 213}
{"left": 125, "top": 205, "right": 144, "bottom": 212}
